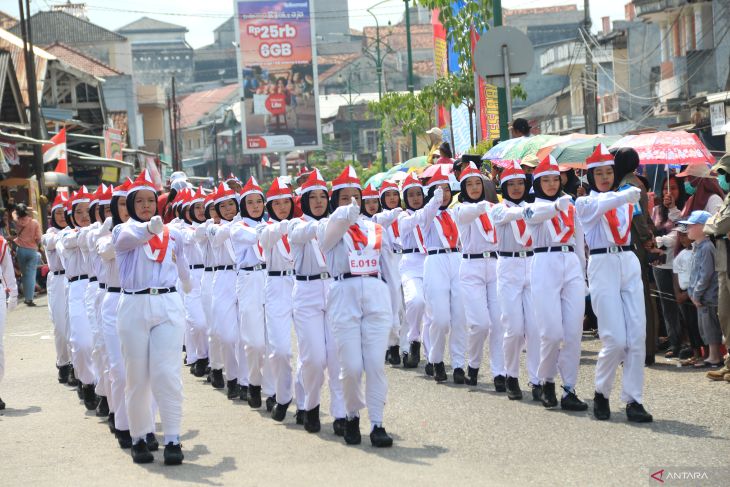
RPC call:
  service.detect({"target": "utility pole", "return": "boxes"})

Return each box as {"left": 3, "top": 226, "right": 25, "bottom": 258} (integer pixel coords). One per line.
{"left": 404, "top": 0, "right": 417, "bottom": 157}
{"left": 18, "top": 0, "right": 46, "bottom": 224}
{"left": 339, "top": 71, "right": 357, "bottom": 164}
{"left": 583, "top": 0, "right": 598, "bottom": 134}
{"left": 493, "top": 0, "right": 509, "bottom": 141}
{"left": 170, "top": 76, "right": 181, "bottom": 171}
{"left": 367, "top": 1, "right": 389, "bottom": 171}
{"left": 212, "top": 119, "right": 219, "bottom": 182}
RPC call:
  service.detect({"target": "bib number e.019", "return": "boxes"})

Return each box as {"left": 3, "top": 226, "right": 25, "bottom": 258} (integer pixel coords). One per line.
{"left": 348, "top": 249, "right": 380, "bottom": 275}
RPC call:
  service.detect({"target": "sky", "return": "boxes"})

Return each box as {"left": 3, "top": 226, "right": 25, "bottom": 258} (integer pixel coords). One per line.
{"left": 4, "top": 0, "right": 627, "bottom": 49}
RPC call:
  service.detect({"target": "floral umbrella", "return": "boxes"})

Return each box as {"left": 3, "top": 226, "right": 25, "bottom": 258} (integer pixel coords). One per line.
{"left": 482, "top": 137, "right": 525, "bottom": 161}
{"left": 609, "top": 131, "right": 716, "bottom": 165}
{"left": 500, "top": 134, "right": 557, "bottom": 161}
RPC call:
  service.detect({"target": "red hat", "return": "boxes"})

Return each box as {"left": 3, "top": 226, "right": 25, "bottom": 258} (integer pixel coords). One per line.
{"left": 66, "top": 192, "right": 75, "bottom": 214}
{"left": 401, "top": 172, "right": 422, "bottom": 194}
{"left": 71, "top": 186, "right": 92, "bottom": 206}
{"left": 186, "top": 186, "right": 205, "bottom": 207}
{"left": 128, "top": 169, "right": 157, "bottom": 195}
{"left": 362, "top": 183, "right": 379, "bottom": 200}
{"left": 173, "top": 188, "right": 191, "bottom": 207}
{"left": 585, "top": 143, "right": 614, "bottom": 170}
{"left": 300, "top": 169, "right": 327, "bottom": 194}
{"left": 331, "top": 165, "right": 361, "bottom": 191}
{"left": 51, "top": 192, "right": 69, "bottom": 212}
{"left": 224, "top": 173, "right": 240, "bottom": 185}
{"left": 99, "top": 184, "right": 113, "bottom": 205}
{"left": 458, "top": 162, "right": 483, "bottom": 183}
{"left": 533, "top": 154, "right": 561, "bottom": 179}
{"left": 426, "top": 165, "right": 450, "bottom": 189}
{"left": 213, "top": 182, "right": 236, "bottom": 205}
{"left": 241, "top": 176, "right": 264, "bottom": 200}
{"left": 266, "top": 177, "right": 293, "bottom": 202}
{"left": 204, "top": 190, "right": 216, "bottom": 208}
{"left": 113, "top": 178, "right": 133, "bottom": 197}
{"left": 379, "top": 180, "right": 399, "bottom": 198}
{"left": 89, "top": 184, "right": 106, "bottom": 206}
{"left": 297, "top": 165, "right": 310, "bottom": 176}
{"left": 500, "top": 160, "right": 526, "bottom": 183}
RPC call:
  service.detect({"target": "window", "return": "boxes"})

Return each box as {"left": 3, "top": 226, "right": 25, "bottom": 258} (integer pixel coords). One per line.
{"left": 363, "top": 129, "right": 379, "bottom": 154}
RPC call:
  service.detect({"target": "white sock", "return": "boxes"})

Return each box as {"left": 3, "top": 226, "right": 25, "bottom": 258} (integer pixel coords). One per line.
{"left": 163, "top": 434, "right": 180, "bottom": 445}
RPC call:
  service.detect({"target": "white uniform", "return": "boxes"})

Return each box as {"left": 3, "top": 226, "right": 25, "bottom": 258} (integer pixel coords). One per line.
{"left": 524, "top": 198, "right": 586, "bottom": 389}
{"left": 179, "top": 221, "right": 208, "bottom": 366}
{"left": 396, "top": 208, "right": 429, "bottom": 352}
{"left": 576, "top": 190, "right": 646, "bottom": 404}
{"left": 86, "top": 223, "right": 111, "bottom": 399}
{"left": 371, "top": 210, "right": 405, "bottom": 350}
{"left": 0, "top": 237, "right": 18, "bottom": 386}
{"left": 113, "top": 220, "right": 190, "bottom": 441}
{"left": 197, "top": 221, "right": 219, "bottom": 369}
{"left": 453, "top": 202, "right": 504, "bottom": 377}
{"left": 42, "top": 227, "right": 71, "bottom": 368}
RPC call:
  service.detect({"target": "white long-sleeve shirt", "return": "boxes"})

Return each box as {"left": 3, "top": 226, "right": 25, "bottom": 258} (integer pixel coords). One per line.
{"left": 397, "top": 193, "right": 442, "bottom": 252}
{"left": 575, "top": 190, "right": 634, "bottom": 251}
{"left": 1, "top": 237, "right": 18, "bottom": 300}
{"left": 288, "top": 215, "right": 328, "bottom": 276}
{"left": 491, "top": 200, "right": 534, "bottom": 253}
{"left": 453, "top": 202, "right": 498, "bottom": 254}
{"left": 208, "top": 217, "right": 239, "bottom": 268}
{"left": 59, "top": 226, "right": 88, "bottom": 278}
{"left": 524, "top": 197, "right": 586, "bottom": 272}
{"left": 230, "top": 217, "right": 265, "bottom": 269}
{"left": 257, "top": 219, "right": 295, "bottom": 272}
{"left": 42, "top": 227, "right": 65, "bottom": 273}
{"left": 96, "top": 226, "right": 120, "bottom": 288}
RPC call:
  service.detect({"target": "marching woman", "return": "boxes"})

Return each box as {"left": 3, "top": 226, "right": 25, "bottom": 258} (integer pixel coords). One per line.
{"left": 113, "top": 169, "right": 193, "bottom": 464}
{"left": 317, "top": 166, "right": 393, "bottom": 447}
{"left": 42, "top": 192, "right": 72, "bottom": 384}
{"left": 287, "top": 169, "right": 346, "bottom": 434}
{"left": 575, "top": 144, "right": 652, "bottom": 422}
{"left": 490, "top": 162, "right": 541, "bottom": 401}
{"left": 257, "top": 177, "right": 296, "bottom": 421}
{"left": 0, "top": 222, "right": 18, "bottom": 410}
{"left": 59, "top": 186, "right": 99, "bottom": 410}
{"left": 522, "top": 155, "right": 588, "bottom": 411}
{"left": 396, "top": 173, "right": 429, "bottom": 368}
{"left": 452, "top": 162, "right": 505, "bottom": 389}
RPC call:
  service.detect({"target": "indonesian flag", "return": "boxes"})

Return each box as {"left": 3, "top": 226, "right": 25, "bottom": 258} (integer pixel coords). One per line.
{"left": 43, "top": 128, "right": 67, "bottom": 174}
{"left": 261, "top": 155, "right": 270, "bottom": 168}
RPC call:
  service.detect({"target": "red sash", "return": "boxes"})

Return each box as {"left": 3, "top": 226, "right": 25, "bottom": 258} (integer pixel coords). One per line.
{"left": 391, "top": 220, "right": 400, "bottom": 238}
{"left": 514, "top": 219, "right": 533, "bottom": 247}
{"left": 147, "top": 226, "right": 170, "bottom": 263}
{"left": 346, "top": 222, "right": 383, "bottom": 251}
{"left": 549, "top": 206, "right": 575, "bottom": 243}
{"left": 435, "top": 211, "right": 459, "bottom": 248}
{"left": 604, "top": 205, "right": 633, "bottom": 245}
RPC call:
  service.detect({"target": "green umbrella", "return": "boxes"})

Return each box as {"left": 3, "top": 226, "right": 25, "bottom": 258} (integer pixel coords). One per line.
{"left": 385, "top": 156, "right": 428, "bottom": 176}
{"left": 553, "top": 135, "right": 623, "bottom": 167}
{"left": 501, "top": 134, "right": 557, "bottom": 161}
{"left": 364, "top": 171, "right": 390, "bottom": 189}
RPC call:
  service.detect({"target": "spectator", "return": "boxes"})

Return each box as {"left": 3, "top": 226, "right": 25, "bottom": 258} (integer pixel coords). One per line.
{"left": 510, "top": 118, "right": 531, "bottom": 138}
{"left": 652, "top": 175, "right": 687, "bottom": 235}
{"left": 436, "top": 141, "right": 453, "bottom": 164}
{"left": 679, "top": 164, "right": 724, "bottom": 217}
{"left": 560, "top": 166, "right": 581, "bottom": 199}
{"left": 0, "top": 209, "right": 15, "bottom": 238}
{"left": 672, "top": 224, "right": 704, "bottom": 362}
{"left": 13, "top": 203, "right": 42, "bottom": 306}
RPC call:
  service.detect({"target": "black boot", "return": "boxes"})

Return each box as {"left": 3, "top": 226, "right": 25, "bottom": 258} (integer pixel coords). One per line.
{"left": 67, "top": 366, "right": 79, "bottom": 387}
{"left": 193, "top": 358, "right": 209, "bottom": 378}
{"left": 76, "top": 381, "right": 83, "bottom": 400}
{"left": 405, "top": 341, "right": 421, "bottom": 368}
{"left": 370, "top": 426, "right": 393, "bottom": 448}
{"left": 465, "top": 366, "right": 479, "bottom": 386}
{"left": 82, "top": 384, "right": 99, "bottom": 411}
{"left": 239, "top": 385, "right": 248, "bottom": 402}
{"left": 146, "top": 432, "right": 159, "bottom": 451}
{"left": 388, "top": 345, "right": 401, "bottom": 365}
{"left": 540, "top": 382, "right": 558, "bottom": 409}
{"left": 0, "top": 396, "right": 5, "bottom": 410}
{"left": 560, "top": 389, "right": 588, "bottom": 411}
{"left": 424, "top": 362, "right": 434, "bottom": 376}
{"left": 210, "top": 369, "right": 224, "bottom": 389}
{"left": 163, "top": 442, "right": 184, "bottom": 466}
{"left": 248, "top": 385, "right": 262, "bottom": 409}
{"left": 271, "top": 400, "right": 291, "bottom": 422}
{"left": 108, "top": 412, "right": 116, "bottom": 434}
{"left": 266, "top": 395, "right": 276, "bottom": 412}
{"left": 117, "top": 429, "right": 132, "bottom": 449}
{"left": 96, "top": 396, "right": 109, "bottom": 417}
{"left": 452, "top": 367, "right": 465, "bottom": 384}
{"left": 57, "top": 364, "right": 70, "bottom": 384}
{"left": 344, "top": 417, "right": 361, "bottom": 445}
{"left": 593, "top": 392, "right": 610, "bottom": 420}
{"left": 304, "top": 405, "right": 321, "bottom": 433}
{"left": 531, "top": 383, "right": 543, "bottom": 402}
{"left": 131, "top": 440, "right": 153, "bottom": 464}
{"left": 227, "top": 379, "right": 240, "bottom": 399}
{"left": 434, "top": 362, "right": 447, "bottom": 382}
{"left": 626, "top": 402, "right": 653, "bottom": 423}
{"left": 506, "top": 376, "right": 522, "bottom": 400}
{"left": 333, "top": 418, "right": 346, "bottom": 437}
{"left": 295, "top": 409, "right": 305, "bottom": 425}
{"left": 493, "top": 375, "right": 506, "bottom": 392}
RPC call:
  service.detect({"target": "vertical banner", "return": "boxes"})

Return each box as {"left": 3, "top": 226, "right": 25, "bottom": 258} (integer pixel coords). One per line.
{"left": 103, "top": 127, "right": 124, "bottom": 161}
{"left": 470, "top": 29, "right": 499, "bottom": 143}
{"left": 431, "top": 9, "right": 449, "bottom": 127}
{"left": 234, "top": 0, "right": 322, "bottom": 153}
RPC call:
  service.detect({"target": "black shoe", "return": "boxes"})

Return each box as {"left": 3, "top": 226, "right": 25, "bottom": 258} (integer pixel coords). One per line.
{"left": 405, "top": 341, "right": 421, "bottom": 368}
{"left": 493, "top": 374, "right": 506, "bottom": 392}
{"left": 388, "top": 345, "right": 401, "bottom": 365}
{"left": 626, "top": 402, "right": 653, "bottom": 423}
{"left": 560, "top": 390, "right": 588, "bottom": 411}
{"left": 163, "top": 442, "right": 184, "bottom": 466}
{"left": 0, "top": 396, "right": 5, "bottom": 410}
{"left": 540, "top": 382, "right": 558, "bottom": 409}
{"left": 146, "top": 432, "right": 159, "bottom": 452}
{"left": 76, "top": 382, "right": 83, "bottom": 400}
{"left": 117, "top": 429, "right": 132, "bottom": 449}
{"left": 593, "top": 392, "right": 610, "bottom": 420}
{"left": 82, "top": 384, "right": 99, "bottom": 411}
{"left": 333, "top": 418, "right": 346, "bottom": 437}
{"left": 266, "top": 395, "right": 276, "bottom": 412}
{"left": 304, "top": 405, "right": 321, "bottom": 433}
{"left": 271, "top": 401, "right": 291, "bottom": 422}
{"left": 370, "top": 426, "right": 393, "bottom": 448}
{"left": 193, "top": 358, "right": 209, "bottom": 378}
{"left": 131, "top": 440, "right": 154, "bottom": 464}
{"left": 678, "top": 347, "right": 693, "bottom": 360}
{"left": 227, "top": 379, "right": 240, "bottom": 399}
{"left": 295, "top": 409, "right": 305, "bottom": 425}
{"left": 239, "top": 385, "right": 248, "bottom": 402}
{"left": 644, "top": 356, "right": 655, "bottom": 367}
{"left": 248, "top": 385, "right": 262, "bottom": 409}
{"left": 211, "top": 369, "right": 225, "bottom": 389}
{"left": 506, "top": 376, "right": 522, "bottom": 400}
{"left": 108, "top": 412, "right": 116, "bottom": 434}
{"left": 25, "top": 300, "right": 36, "bottom": 307}
{"left": 344, "top": 417, "right": 361, "bottom": 445}
{"left": 465, "top": 366, "right": 479, "bottom": 386}
{"left": 57, "top": 364, "right": 70, "bottom": 384}
{"left": 188, "top": 361, "right": 196, "bottom": 374}
{"left": 434, "top": 362, "right": 447, "bottom": 382}
{"left": 384, "top": 349, "right": 390, "bottom": 364}
{"left": 67, "top": 366, "right": 79, "bottom": 387}
{"left": 452, "top": 367, "right": 465, "bottom": 384}
{"left": 531, "top": 383, "right": 543, "bottom": 402}
{"left": 96, "top": 396, "right": 109, "bottom": 417}
{"left": 424, "top": 362, "right": 434, "bottom": 376}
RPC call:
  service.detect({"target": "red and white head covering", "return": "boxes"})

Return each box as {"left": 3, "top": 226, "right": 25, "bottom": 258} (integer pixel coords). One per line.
{"left": 98, "top": 184, "right": 113, "bottom": 205}
{"left": 458, "top": 162, "right": 483, "bottom": 183}
{"left": 204, "top": 190, "right": 216, "bottom": 208}
{"left": 241, "top": 176, "right": 264, "bottom": 200}
{"left": 174, "top": 187, "right": 191, "bottom": 208}
{"left": 71, "top": 186, "right": 92, "bottom": 206}
{"left": 213, "top": 182, "right": 236, "bottom": 205}
{"left": 532, "top": 154, "right": 561, "bottom": 180}
{"left": 90, "top": 184, "right": 106, "bottom": 207}
{"left": 224, "top": 173, "right": 240, "bottom": 185}
{"left": 266, "top": 177, "right": 293, "bottom": 202}
{"left": 186, "top": 186, "right": 205, "bottom": 208}
{"left": 426, "top": 165, "right": 451, "bottom": 189}
{"left": 331, "top": 166, "right": 361, "bottom": 191}
{"left": 362, "top": 183, "right": 379, "bottom": 200}
{"left": 51, "top": 192, "right": 69, "bottom": 212}
{"left": 113, "top": 178, "right": 133, "bottom": 197}
{"left": 299, "top": 169, "right": 327, "bottom": 195}
{"left": 585, "top": 143, "right": 614, "bottom": 170}
{"left": 127, "top": 169, "right": 157, "bottom": 196}
{"left": 500, "top": 160, "right": 526, "bottom": 183}
{"left": 401, "top": 172, "right": 422, "bottom": 195}
{"left": 379, "top": 179, "right": 399, "bottom": 198}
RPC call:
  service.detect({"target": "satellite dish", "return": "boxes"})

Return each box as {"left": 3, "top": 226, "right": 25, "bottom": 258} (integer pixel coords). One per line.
{"left": 474, "top": 26, "right": 534, "bottom": 81}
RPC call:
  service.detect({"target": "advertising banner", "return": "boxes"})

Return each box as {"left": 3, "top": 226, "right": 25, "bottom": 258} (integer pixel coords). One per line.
{"left": 103, "top": 127, "right": 124, "bottom": 161}
{"left": 234, "top": 0, "right": 322, "bottom": 153}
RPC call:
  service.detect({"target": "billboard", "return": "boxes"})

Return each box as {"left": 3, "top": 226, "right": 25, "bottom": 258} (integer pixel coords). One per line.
{"left": 234, "top": 0, "right": 322, "bottom": 153}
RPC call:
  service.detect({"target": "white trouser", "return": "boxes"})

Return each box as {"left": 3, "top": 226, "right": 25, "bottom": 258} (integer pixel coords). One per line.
{"left": 47, "top": 273, "right": 71, "bottom": 366}
{"left": 423, "top": 310, "right": 433, "bottom": 360}
{"left": 265, "top": 275, "right": 294, "bottom": 404}
{"left": 237, "top": 269, "right": 273, "bottom": 393}
{"left": 461, "top": 257, "right": 504, "bottom": 377}
{"left": 102, "top": 291, "right": 128, "bottom": 430}
{"left": 94, "top": 285, "right": 110, "bottom": 397}
{"left": 0, "top": 296, "right": 5, "bottom": 384}
{"left": 202, "top": 270, "right": 223, "bottom": 370}
{"left": 293, "top": 279, "right": 345, "bottom": 417}
{"left": 531, "top": 252, "right": 585, "bottom": 388}
{"left": 400, "top": 255, "right": 425, "bottom": 345}
{"left": 498, "top": 256, "right": 539, "bottom": 385}
{"left": 327, "top": 276, "right": 391, "bottom": 423}
{"left": 212, "top": 269, "right": 239, "bottom": 381}
{"left": 184, "top": 268, "right": 208, "bottom": 364}
{"left": 87, "top": 281, "right": 106, "bottom": 394}
{"left": 117, "top": 292, "right": 185, "bottom": 440}
{"left": 383, "top": 252, "right": 404, "bottom": 347}
{"left": 589, "top": 252, "right": 646, "bottom": 404}
{"left": 68, "top": 279, "right": 96, "bottom": 385}
{"left": 424, "top": 253, "right": 467, "bottom": 368}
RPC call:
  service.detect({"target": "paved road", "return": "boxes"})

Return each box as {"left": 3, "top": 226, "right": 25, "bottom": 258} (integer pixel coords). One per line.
{"left": 1, "top": 297, "right": 728, "bottom": 486}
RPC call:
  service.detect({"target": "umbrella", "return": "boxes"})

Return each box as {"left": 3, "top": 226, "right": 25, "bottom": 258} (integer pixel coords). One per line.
{"left": 501, "top": 134, "right": 557, "bottom": 161}
{"left": 384, "top": 156, "right": 428, "bottom": 177}
{"left": 482, "top": 137, "right": 525, "bottom": 161}
{"left": 609, "top": 131, "right": 716, "bottom": 165}
{"left": 363, "top": 171, "right": 389, "bottom": 189}
{"left": 418, "top": 163, "right": 453, "bottom": 179}
{"left": 42, "top": 171, "right": 78, "bottom": 188}
{"left": 554, "top": 135, "right": 624, "bottom": 168}
{"left": 534, "top": 133, "right": 595, "bottom": 160}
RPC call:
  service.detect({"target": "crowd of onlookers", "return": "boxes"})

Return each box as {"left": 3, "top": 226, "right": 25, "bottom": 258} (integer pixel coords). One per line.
{"left": 0, "top": 203, "right": 45, "bottom": 307}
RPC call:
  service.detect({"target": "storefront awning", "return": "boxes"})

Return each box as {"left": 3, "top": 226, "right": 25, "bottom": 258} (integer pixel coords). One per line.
{"left": 68, "top": 149, "right": 134, "bottom": 169}
{"left": 182, "top": 156, "right": 207, "bottom": 169}
{"left": 0, "top": 129, "right": 51, "bottom": 145}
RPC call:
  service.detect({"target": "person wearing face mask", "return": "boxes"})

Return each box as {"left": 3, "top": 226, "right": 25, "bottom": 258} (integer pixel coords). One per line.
{"left": 523, "top": 155, "right": 587, "bottom": 411}
{"left": 575, "top": 145, "right": 652, "bottom": 423}
{"left": 679, "top": 164, "right": 724, "bottom": 216}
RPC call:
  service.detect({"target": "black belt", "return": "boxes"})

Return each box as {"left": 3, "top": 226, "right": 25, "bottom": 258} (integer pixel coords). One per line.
{"left": 427, "top": 247, "right": 460, "bottom": 255}
{"left": 334, "top": 272, "right": 384, "bottom": 282}
{"left": 204, "top": 267, "right": 214, "bottom": 272}
{"left": 68, "top": 274, "right": 89, "bottom": 283}
{"left": 240, "top": 263, "right": 266, "bottom": 272}
{"left": 107, "top": 287, "right": 121, "bottom": 293}
{"left": 498, "top": 251, "right": 534, "bottom": 258}
{"left": 89, "top": 277, "right": 98, "bottom": 282}
{"left": 52, "top": 270, "right": 65, "bottom": 276}
{"left": 215, "top": 265, "right": 235, "bottom": 271}
{"left": 296, "top": 272, "right": 330, "bottom": 281}
{"left": 189, "top": 264, "right": 205, "bottom": 270}
{"left": 534, "top": 245, "right": 575, "bottom": 254}
{"left": 400, "top": 248, "right": 420, "bottom": 254}
{"left": 589, "top": 245, "right": 632, "bottom": 255}
{"left": 463, "top": 251, "right": 499, "bottom": 260}
{"left": 99, "top": 283, "right": 107, "bottom": 289}
{"left": 268, "top": 270, "right": 294, "bottom": 277}
{"left": 123, "top": 287, "right": 176, "bottom": 295}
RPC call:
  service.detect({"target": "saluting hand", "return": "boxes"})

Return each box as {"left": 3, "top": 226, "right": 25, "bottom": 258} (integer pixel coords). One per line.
{"left": 621, "top": 186, "right": 642, "bottom": 205}
{"left": 555, "top": 195, "right": 572, "bottom": 212}
{"left": 347, "top": 197, "right": 360, "bottom": 224}
{"left": 148, "top": 215, "right": 164, "bottom": 235}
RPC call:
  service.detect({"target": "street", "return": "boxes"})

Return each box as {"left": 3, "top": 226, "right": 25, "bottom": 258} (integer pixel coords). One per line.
{"left": 1, "top": 297, "right": 728, "bottom": 486}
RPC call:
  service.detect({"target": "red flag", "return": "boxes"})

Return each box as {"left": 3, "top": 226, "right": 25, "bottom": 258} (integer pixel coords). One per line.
{"left": 42, "top": 128, "right": 67, "bottom": 174}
